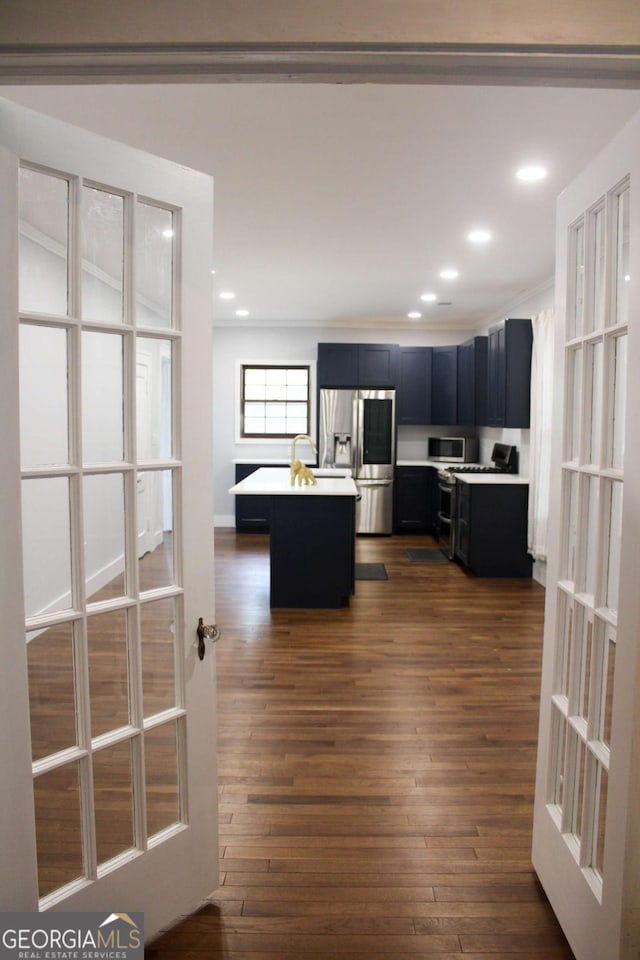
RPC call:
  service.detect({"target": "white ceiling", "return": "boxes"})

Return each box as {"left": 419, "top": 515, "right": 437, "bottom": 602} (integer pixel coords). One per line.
{"left": 6, "top": 83, "right": 640, "bottom": 330}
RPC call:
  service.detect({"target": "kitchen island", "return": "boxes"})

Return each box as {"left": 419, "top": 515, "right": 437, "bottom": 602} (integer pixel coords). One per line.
{"left": 228, "top": 467, "right": 358, "bottom": 608}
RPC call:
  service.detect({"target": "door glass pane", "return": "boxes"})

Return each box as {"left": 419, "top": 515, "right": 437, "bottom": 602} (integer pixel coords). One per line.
{"left": 83, "top": 473, "right": 126, "bottom": 603}
{"left": 138, "top": 471, "right": 174, "bottom": 591}
{"left": 88, "top": 609, "right": 129, "bottom": 738}
{"left": 362, "top": 398, "right": 393, "bottom": 464}
{"left": 581, "top": 475, "right": 600, "bottom": 598}
{"left": 33, "top": 762, "right": 84, "bottom": 897}
{"left": 568, "top": 219, "right": 585, "bottom": 339}
{"left": 136, "top": 339, "right": 173, "bottom": 460}
{"left": 550, "top": 708, "right": 567, "bottom": 808}
{"left": 141, "top": 598, "right": 177, "bottom": 718}
{"left": 590, "top": 206, "right": 606, "bottom": 332}
{"left": 82, "top": 331, "right": 124, "bottom": 463}
{"left": 586, "top": 340, "right": 603, "bottom": 466}
{"left": 20, "top": 324, "right": 69, "bottom": 467}
{"left": 602, "top": 633, "right": 616, "bottom": 748}
{"left": 136, "top": 202, "right": 174, "bottom": 329}
{"left": 614, "top": 187, "right": 630, "bottom": 327}
{"left": 571, "top": 735, "right": 586, "bottom": 844}
{"left": 605, "top": 480, "right": 623, "bottom": 615}
{"left": 81, "top": 185, "right": 124, "bottom": 325}
{"left": 93, "top": 741, "right": 135, "bottom": 866}
{"left": 554, "top": 593, "right": 572, "bottom": 697}
{"left": 595, "top": 764, "right": 609, "bottom": 878}
{"left": 21, "top": 477, "right": 72, "bottom": 619}
{"left": 569, "top": 604, "right": 587, "bottom": 716}
{"left": 145, "top": 721, "right": 181, "bottom": 836}
{"left": 27, "top": 623, "right": 77, "bottom": 762}
{"left": 565, "top": 347, "right": 582, "bottom": 462}
{"left": 19, "top": 167, "right": 69, "bottom": 317}
{"left": 561, "top": 470, "right": 579, "bottom": 584}
{"left": 610, "top": 333, "right": 627, "bottom": 470}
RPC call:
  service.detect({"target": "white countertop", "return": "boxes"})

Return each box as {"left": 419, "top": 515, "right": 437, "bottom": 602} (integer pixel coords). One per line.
{"left": 229, "top": 467, "right": 358, "bottom": 497}
{"left": 396, "top": 459, "right": 527, "bottom": 484}
{"left": 454, "top": 473, "right": 528, "bottom": 485}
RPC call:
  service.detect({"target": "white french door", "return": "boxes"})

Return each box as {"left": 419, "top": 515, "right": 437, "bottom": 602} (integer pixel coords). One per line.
{"left": 0, "top": 98, "right": 218, "bottom": 938}
{"left": 533, "top": 111, "right": 640, "bottom": 958}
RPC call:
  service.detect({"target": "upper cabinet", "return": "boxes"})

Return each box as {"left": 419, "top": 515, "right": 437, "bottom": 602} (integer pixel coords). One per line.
{"left": 317, "top": 342, "right": 398, "bottom": 388}
{"left": 486, "top": 318, "right": 533, "bottom": 428}
{"left": 431, "top": 345, "right": 458, "bottom": 425}
{"left": 457, "top": 335, "right": 488, "bottom": 426}
{"left": 396, "top": 346, "right": 432, "bottom": 424}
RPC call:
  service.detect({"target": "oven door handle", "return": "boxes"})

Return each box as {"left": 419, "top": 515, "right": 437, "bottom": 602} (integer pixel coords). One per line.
{"left": 437, "top": 512, "right": 452, "bottom": 526}
{"left": 438, "top": 482, "right": 454, "bottom": 495}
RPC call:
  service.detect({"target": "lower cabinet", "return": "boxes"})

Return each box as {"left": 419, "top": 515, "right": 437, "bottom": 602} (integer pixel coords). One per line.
{"left": 455, "top": 481, "right": 532, "bottom": 577}
{"left": 394, "top": 466, "right": 438, "bottom": 533}
{"left": 235, "top": 464, "right": 271, "bottom": 532}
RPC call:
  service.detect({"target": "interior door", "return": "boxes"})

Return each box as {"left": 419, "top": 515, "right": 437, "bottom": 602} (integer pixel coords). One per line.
{"left": 0, "top": 98, "right": 218, "bottom": 939}
{"left": 532, "top": 111, "right": 640, "bottom": 959}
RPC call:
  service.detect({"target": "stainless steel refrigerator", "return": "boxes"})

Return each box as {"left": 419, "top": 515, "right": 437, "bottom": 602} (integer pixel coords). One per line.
{"left": 318, "top": 388, "right": 396, "bottom": 534}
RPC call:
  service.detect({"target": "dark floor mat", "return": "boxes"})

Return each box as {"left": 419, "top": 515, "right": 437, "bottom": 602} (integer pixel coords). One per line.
{"left": 406, "top": 549, "right": 449, "bottom": 563}
{"left": 355, "top": 562, "right": 388, "bottom": 580}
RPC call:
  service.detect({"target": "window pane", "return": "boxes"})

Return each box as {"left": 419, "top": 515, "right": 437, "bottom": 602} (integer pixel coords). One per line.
{"left": 138, "top": 472, "right": 174, "bottom": 591}
{"left": 286, "top": 384, "right": 308, "bottom": 401}
{"left": 244, "top": 384, "right": 266, "bottom": 400}
{"left": 595, "top": 764, "right": 609, "bottom": 878}
{"left": 287, "top": 368, "right": 308, "bottom": 386}
{"left": 136, "top": 339, "right": 173, "bottom": 460}
{"left": 265, "top": 368, "right": 287, "bottom": 387}
{"left": 81, "top": 185, "right": 124, "bottom": 325}
{"left": 136, "top": 202, "right": 173, "bottom": 329}
{"left": 33, "top": 762, "right": 84, "bottom": 897}
{"left": 22, "top": 477, "right": 72, "bottom": 619}
{"left": 88, "top": 609, "right": 129, "bottom": 738}
{"left": 614, "top": 187, "right": 630, "bottom": 327}
{"left": 84, "top": 474, "right": 126, "bottom": 603}
{"left": 590, "top": 205, "right": 606, "bottom": 332}
{"left": 93, "top": 741, "right": 135, "bottom": 865}
{"left": 586, "top": 340, "right": 603, "bottom": 466}
{"left": 605, "top": 480, "right": 623, "bottom": 615}
{"left": 565, "top": 347, "right": 582, "bottom": 462}
{"left": 244, "top": 368, "right": 266, "bottom": 386}
{"left": 20, "top": 323, "right": 69, "bottom": 467}
{"left": 141, "top": 598, "right": 177, "bottom": 718}
{"left": 610, "top": 333, "right": 627, "bottom": 470}
{"left": 19, "top": 167, "right": 69, "bottom": 316}
{"left": 27, "top": 623, "right": 77, "bottom": 762}
{"left": 568, "top": 219, "right": 585, "bottom": 340}
{"left": 145, "top": 721, "right": 181, "bottom": 836}
{"left": 82, "top": 331, "right": 124, "bottom": 463}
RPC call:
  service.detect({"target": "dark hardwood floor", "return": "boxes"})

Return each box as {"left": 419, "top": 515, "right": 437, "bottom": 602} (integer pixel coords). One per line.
{"left": 146, "top": 529, "right": 575, "bottom": 959}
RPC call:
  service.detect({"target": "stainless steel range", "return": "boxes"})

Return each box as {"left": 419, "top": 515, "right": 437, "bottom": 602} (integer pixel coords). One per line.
{"left": 436, "top": 443, "right": 518, "bottom": 559}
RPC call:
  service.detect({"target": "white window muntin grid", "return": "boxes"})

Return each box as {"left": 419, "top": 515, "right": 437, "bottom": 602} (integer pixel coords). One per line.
{"left": 19, "top": 164, "right": 185, "bottom": 903}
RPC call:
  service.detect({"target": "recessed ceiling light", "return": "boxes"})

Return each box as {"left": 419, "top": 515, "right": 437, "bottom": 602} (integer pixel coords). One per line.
{"left": 219, "top": 290, "right": 236, "bottom": 300}
{"left": 162, "top": 228, "right": 174, "bottom": 238}
{"left": 235, "top": 309, "right": 250, "bottom": 317}
{"left": 407, "top": 311, "right": 422, "bottom": 319}
{"left": 516, "top": 165, "right": 548, "bottom": 183}
{"left": 211, "top": 269, "right": 216, "bottom": 275}
{"left": 439, "top": 268, "right": 459, "bottom": 280}
{"left": 420, "top": 292, "right": 437, "bottom": 302}
{"left": 467, "top": 228, "right": 492, "bottom": 244}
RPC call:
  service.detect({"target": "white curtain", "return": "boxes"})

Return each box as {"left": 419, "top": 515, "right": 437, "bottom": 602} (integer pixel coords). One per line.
{"left": 528, "top": 308, "right": 555, "bottom": 561}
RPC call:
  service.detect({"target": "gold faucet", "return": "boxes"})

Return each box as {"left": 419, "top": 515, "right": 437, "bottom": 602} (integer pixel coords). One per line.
{"left": 290, "top": 434, "right": 318, "bottom": 486}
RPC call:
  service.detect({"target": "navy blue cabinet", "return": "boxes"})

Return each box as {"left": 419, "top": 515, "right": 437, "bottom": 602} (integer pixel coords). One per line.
{"left": 396, "top": 347, "right": 432, "bottom": 425}
{"left": 317, "top": 342, "right": 398, "bottom": 388}
{"left": 235, "top": 464, "right": 270, "bottom": 532}
{"left": 457, "top": 335, "right": 488, "bottom": 426}
{"left": 394, "top": 466, "right": 438, "bottom": 533}
{"left": 431, "top": 345, "right": 458, "bottom": 425}
{"left": 486, "top": 318, "right": 532, "bottom": 428}
{"left": 455, "top": 481, "right": 532, "bottom": 577}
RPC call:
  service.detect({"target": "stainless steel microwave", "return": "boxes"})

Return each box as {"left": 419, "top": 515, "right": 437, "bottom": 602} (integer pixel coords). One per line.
{"left": 427, "top": 436, "right": 478, "bottom": 463}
